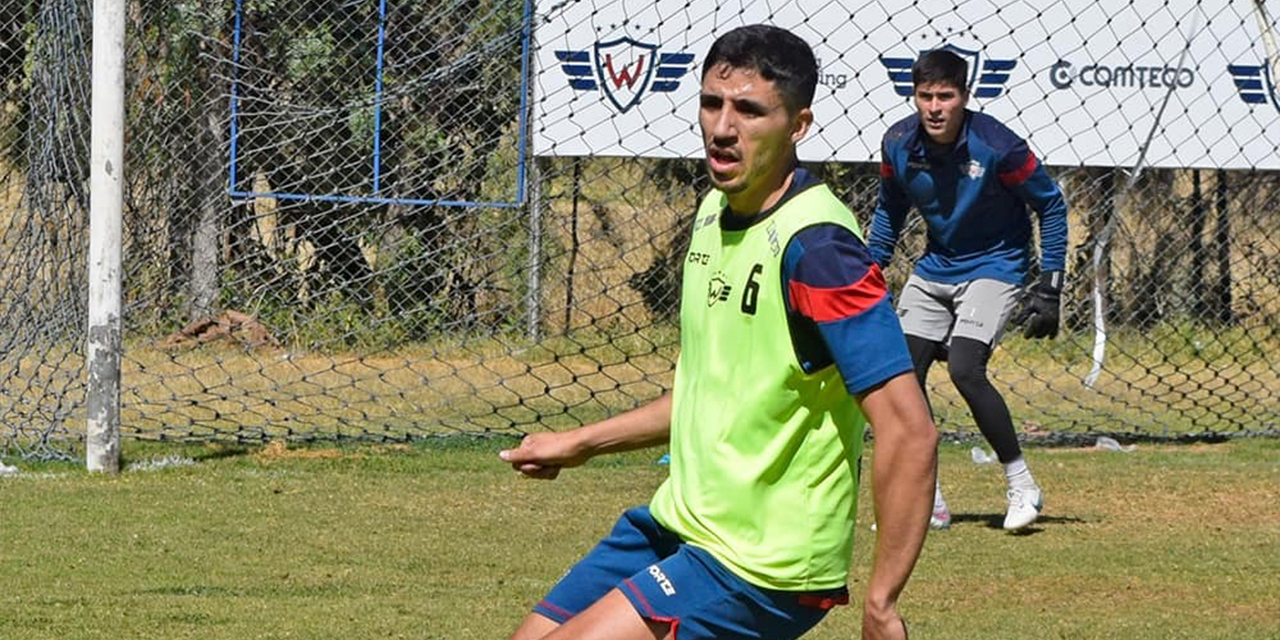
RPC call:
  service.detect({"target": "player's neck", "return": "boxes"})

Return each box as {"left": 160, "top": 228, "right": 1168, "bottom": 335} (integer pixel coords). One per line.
{"left": 725, "top": 164, "right": 796, "bottom": 217}
{"left": 924, "top": 135, "right": 956, "bottom": 157}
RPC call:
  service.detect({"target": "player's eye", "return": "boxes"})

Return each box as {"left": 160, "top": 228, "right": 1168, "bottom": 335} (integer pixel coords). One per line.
{"left": 735, "top": 100, "right": 767, "bottom": 117}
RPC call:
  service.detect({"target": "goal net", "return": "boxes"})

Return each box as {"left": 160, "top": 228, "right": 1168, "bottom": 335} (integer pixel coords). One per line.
{"left": 2, "top": 0, "right": 1277, "bottom": 460}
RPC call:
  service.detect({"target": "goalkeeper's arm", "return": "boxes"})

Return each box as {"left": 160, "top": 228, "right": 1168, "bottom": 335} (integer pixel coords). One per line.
{"left": 1009, "top": 149, "right": 1068, "bottom": 339}
{"left": 867, "top": 147, "right": 912, "bottom": 269}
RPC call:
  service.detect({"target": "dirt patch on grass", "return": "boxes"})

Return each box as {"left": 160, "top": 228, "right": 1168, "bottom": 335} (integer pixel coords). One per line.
{"left": 252, "top": 440, "right": 353, "bottom": 461}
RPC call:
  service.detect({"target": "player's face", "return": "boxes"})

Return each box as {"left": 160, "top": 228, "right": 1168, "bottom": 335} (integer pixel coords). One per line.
{"left": 699, "top": 63, "right": 811, "bottom": 212}
{"left": 914, "top": 81, "right": 968, "bottom": 145}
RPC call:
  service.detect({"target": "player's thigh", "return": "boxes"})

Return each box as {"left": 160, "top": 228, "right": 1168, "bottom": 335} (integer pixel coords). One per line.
{"left": 616, "top": 545, "right": 837, "bottom": 640}
{"left": 541, "top": 589, "right": 671, "bottom": 640}
{"left": 534, "top": 505, "right": 680, "bottom": 624}
{"left": 950, "top": 279, "right": 1021, "bottom": 346}
{"left": 897, "top": 275, "right": 957, "bottom": 343}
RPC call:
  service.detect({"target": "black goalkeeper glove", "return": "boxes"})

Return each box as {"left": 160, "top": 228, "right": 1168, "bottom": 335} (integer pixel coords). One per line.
{"left": 1012, "top": 270, "right": 1063, "bottom": 339}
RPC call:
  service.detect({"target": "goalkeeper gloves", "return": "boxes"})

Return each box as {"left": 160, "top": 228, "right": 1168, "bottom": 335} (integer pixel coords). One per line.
{"left": 1012, "top": 270, "right": 1063, "bottom": 339}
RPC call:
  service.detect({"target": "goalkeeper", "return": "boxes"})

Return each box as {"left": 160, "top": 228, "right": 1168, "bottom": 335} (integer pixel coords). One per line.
{"left": 500, "top": 24, "right": 937, "bottom": 640}
{"left": 868, "top": 48, "right": 1069, "bottom": 531}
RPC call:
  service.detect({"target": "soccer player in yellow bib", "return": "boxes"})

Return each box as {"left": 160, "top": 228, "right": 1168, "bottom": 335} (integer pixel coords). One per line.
{"left": 500, "top": 24, "right": 938, "bottom": 640}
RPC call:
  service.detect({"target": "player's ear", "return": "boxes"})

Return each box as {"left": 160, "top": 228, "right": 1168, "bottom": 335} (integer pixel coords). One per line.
{"left": 790, "top": 107, "right": 813, "bottom": 143}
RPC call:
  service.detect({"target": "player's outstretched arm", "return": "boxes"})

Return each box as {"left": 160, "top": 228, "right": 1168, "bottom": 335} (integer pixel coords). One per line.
{"left": 498, "top": 392, "right": 672, "bottom": 480}
{"left": 857, "top": 372, "right": 938, "bottom": 640}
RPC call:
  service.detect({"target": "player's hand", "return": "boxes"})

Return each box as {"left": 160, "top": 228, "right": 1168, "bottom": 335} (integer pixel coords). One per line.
{"left": 498, "top": 431, "right": 589, "bottom": 480}
{"left": 1012, "top": 270, "right": 1063, "bottom": 339}
{"left": 861, "top": 599, "right": 909, "bottom": 640}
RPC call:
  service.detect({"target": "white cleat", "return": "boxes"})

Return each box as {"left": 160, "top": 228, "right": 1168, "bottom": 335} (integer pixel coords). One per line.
{"left": 930, "top": 504, "right": 952, "bottom": 530}
{"left": 1003, "top": 485, "right": 1043, "bottom": 530}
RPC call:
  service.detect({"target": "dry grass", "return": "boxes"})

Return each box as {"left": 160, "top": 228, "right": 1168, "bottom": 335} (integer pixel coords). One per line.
{"left": 2, "top": 314, "right": 1274, "bottom": 451}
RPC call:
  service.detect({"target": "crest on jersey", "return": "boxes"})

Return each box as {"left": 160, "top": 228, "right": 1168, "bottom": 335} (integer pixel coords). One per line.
{"left": 1227, "top": 62, "right": 1280, "bottom": 114}
{"left": 879, "top": 43, "right": 1017, "bottom": 99}
{"left": 554, "top": 38, "right": 695, "bottom": 113}
{"left": 708, "top": 272, "right": 732, "bottom": 307}
{"left": 965, "top": 159, "right": 985, "bottom": 179}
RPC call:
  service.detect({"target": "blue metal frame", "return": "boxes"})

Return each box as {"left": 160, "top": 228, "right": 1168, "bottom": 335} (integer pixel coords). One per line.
{"left": 228, "top": 0, "right": 531, "bottom": 209}
{"left": 229, "top": 0, "right": 244, "bottom": 194}
{"left": 372, "top": 0, "right": 388, "bottom": 194}
{"left": 515, "top": 0, "right": 532, "bottom": 205}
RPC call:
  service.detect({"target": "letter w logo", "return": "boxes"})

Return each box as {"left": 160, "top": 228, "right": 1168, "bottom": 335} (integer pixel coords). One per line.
{"left": 604, "top": 54, "right": 646, "bottom": 89}
{"left": 594, "top": 37, "right": 658, "bottom": 113}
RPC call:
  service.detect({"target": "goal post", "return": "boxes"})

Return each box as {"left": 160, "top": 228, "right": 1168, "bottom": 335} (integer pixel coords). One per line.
{"left": 86, "top": 0, "right": 125, "bottom": 473}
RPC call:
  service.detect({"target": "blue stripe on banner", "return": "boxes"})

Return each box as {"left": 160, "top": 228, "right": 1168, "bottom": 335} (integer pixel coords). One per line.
{"left": 655, "top": 66, "right": 686, "bottom": 78}
{"left": 880, "top": 57, "right": 913, "bottom": 69}
{"left": 555, "top": 50, "right": 589, "bottom": 62}
{"left": 892, "top": 85, "right": 913, "bottom": 96}
{"left": 888, "top": 71, "right": 912, "bottom": 82}
{"left": 569, "top": 79, "right": 597, "bottom": 90}
{"left": 659, "top": 53, "right": 695, "bottom": 64}
{"left": 1234, "top": 78, "right": 1263, "bottom": 90}
{"left": 1241, "top": 93, "right": 1267, "bottom": 104}
{"left": 561, "top": 64, "right": 593, "bottom": 77}
{"left": 651, "top": 81, "right": 679, "bottom": 92}
{"left": 974, "top": 87, "right": 1002, "bottom": 98}
{"left": 983, "top": 59, "right": 1017, "bottom": 71}
{"left": 979, "top": 73, "right": 1009, "bottom": 84}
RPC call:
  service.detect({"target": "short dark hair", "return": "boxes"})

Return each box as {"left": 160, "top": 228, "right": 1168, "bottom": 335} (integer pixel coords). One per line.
{"left": 701, "top": 24, "right": 818, "bottom": 112}
{"left": 911, "top": 49, "right": 968, "bottom": 93}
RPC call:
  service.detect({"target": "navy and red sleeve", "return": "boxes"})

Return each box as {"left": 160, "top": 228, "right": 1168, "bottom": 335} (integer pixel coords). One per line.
{"left": 868, "top": 136, "right": 912, "bottom": 269}
{"left": 996, "top": 138, "right": 1069, "bottom": 273}
{"left": 783, "top": 224, "right": 914, "bottom": 396}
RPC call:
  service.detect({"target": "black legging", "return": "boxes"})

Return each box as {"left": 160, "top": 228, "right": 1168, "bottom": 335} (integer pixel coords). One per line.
{"left": 906, "top": 334, "right": 1023, "bottom": 463}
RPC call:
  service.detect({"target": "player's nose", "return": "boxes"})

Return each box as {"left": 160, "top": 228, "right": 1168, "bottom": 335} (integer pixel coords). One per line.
{"left": 709, "top": 109, "right": 737, "bottom": 138}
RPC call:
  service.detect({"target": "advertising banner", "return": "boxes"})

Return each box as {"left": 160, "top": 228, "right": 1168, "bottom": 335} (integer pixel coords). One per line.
{"left": 531, "top": 0, "right": 1280, "bottom": 169}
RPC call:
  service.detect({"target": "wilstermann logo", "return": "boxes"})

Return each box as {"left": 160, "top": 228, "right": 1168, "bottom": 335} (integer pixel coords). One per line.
{"left": 1227, "top": 62, "right": 1280, "bottom": 114}
{"left": 880, "top": 43, "right": 1016, "bottom": 99}
{"left": 1049, "top": 60, "right": 1195, "bottom": 90}
{"left": 555, "top": 38, "right": 695, "bottom": 113}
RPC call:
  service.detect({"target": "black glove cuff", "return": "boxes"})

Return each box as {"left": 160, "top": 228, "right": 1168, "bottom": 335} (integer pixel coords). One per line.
{"left": 1038, "top": 270, "right": 1064, "bottom": 293}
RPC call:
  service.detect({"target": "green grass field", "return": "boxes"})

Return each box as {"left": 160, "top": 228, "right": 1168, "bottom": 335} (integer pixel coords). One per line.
{"left": 2, "top": 438, "right": 1277, "bottom": 639}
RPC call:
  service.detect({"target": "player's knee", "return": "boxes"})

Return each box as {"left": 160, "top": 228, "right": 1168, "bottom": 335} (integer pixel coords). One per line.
{"left": 905, "top": 335, "right": 940, "bottom": 384}
{"left": 947, "top": 339, "right": 991, "bottom": 395}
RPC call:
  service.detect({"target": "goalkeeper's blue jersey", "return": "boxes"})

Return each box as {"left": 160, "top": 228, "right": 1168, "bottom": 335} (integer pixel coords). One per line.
{"left": 868, "top": 110, "right": 1068, "bottom": 285}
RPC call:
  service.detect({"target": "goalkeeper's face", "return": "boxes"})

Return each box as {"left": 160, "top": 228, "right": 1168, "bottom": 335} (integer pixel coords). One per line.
{"left": 913, "top": 81, "right": 968, "bottom": 145}
{"left": 699, "top": 62, "right": 812, "bottom": 212}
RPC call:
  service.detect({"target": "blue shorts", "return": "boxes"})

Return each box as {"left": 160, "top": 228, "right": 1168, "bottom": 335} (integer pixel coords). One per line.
{"left": 533, "top": 506, "right": 849, "bottom": 640}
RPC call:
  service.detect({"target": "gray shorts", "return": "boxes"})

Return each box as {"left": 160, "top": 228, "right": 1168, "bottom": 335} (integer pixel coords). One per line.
{"left": 896, "top": 275, "right": 1021, "bottom": 347}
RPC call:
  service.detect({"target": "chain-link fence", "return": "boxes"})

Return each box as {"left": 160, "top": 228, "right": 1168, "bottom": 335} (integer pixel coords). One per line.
{"left": 2, "top": 0, "right": 1277, "bottom": 461}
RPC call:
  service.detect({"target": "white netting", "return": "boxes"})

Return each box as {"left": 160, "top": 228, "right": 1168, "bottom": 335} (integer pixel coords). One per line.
{"left": 2, "top": 0, "right": 1277, "bottom": 461}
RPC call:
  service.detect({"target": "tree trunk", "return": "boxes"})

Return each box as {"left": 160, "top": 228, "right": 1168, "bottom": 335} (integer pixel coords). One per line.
{"left": 1213, "top": 169, "right": 1234, "bottom": 323}
{"left": 188, "top": 101, "right": 225, "bottom": 320}
{"left": 1189, "top": 170, "right": 1208, "bottom": 318}
{"left": 1066, "top": 168, "right": 1115, "bottom": 330}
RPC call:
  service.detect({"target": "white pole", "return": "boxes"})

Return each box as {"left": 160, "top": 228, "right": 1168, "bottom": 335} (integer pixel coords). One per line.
{"left": 1254, "top": 1, "right": 1280, "bottom": 88}
{"left": 1085, "top": 10, "right": 1202, "bottom": 388}
{"left": 87, "top": 0, "right": 126, "bottom": 473}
